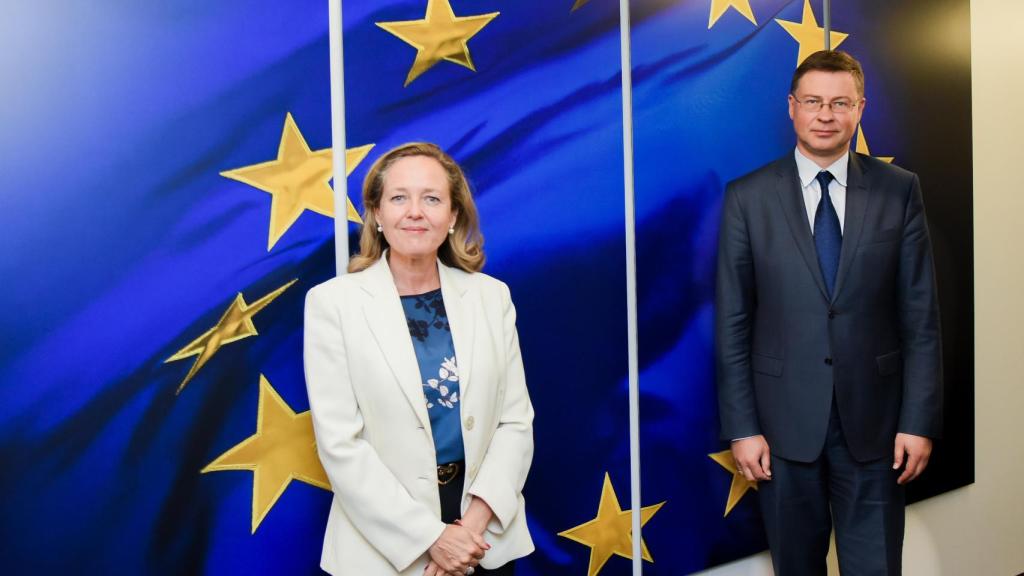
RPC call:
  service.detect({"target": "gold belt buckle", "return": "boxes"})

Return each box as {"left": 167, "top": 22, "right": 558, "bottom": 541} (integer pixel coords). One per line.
{"left": 437, "top": 462, "right": 460, "bottom": 485}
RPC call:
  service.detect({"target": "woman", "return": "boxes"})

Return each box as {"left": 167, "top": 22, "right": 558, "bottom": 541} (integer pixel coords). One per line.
{"left": 304, "top": 142, "right": 534, "bottom": 576}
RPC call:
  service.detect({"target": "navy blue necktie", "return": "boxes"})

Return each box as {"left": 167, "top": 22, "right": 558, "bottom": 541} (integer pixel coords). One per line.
{"left": 813, "top": 170, "right": 841, "bottom": 297}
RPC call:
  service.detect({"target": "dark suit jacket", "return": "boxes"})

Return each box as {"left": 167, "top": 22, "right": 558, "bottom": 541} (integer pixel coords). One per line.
{"left": 715, "top": 151, "right": 943, "bottom": 463}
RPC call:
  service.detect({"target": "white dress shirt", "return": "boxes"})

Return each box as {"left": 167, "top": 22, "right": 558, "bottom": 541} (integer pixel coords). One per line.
{"left": 794, "top": 148, "right": 849, "bottom": 235}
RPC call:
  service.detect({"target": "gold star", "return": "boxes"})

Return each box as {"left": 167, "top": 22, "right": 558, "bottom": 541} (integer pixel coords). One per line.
{"left": 202, "top": 375, "right": 330, "bottom": 533}
{"left": 558, "top": 473, "right": 665, "bottom": 576}
{"left": 377, "top": 0, "right": 499, "bottom": 86}
{"left": 708, "top": 0, "right": 757, "bottom": 29}
{"left": 220, "top": 113, "right": 373, "bottom": 250}
{"left": 775, "top": 0, "right": 849, "bottom": 66}
{"left": 571, "top": 0, "right": 591, "bottom": 11}
{"left": 856, "top": 124, "right": 894, "bottom": 163}
{"left": 165, "top": 279, "right": 296, "bottom": 394}
{"left": 709, "top": 449, "right": 759, "bottom": 516}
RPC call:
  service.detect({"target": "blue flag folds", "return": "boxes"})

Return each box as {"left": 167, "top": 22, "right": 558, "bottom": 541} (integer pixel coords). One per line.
{"left": 1, "top": 0, "right": 971, "bottom": 574}
{"left": 1, "top": 1, "right": 338, "bottom": 573}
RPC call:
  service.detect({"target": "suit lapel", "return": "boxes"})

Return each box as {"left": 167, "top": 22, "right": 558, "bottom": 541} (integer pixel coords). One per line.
{"left": 359, "top": 256, "right": 432, "bottom": 432}
{"left": 774, "top": 157, "right": 830, "bottom": 301}
{"left": 832, "top": 152, "right": 869, "bottom": 302}
{"left": 439, "top": 263, "right": 475, "bottom": 400}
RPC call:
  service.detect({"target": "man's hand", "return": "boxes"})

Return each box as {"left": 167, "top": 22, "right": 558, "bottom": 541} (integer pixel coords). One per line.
{"left": 893, "top": 433, "right": 932, "bottom": 484}
{"left": 731, "top": 435, "right": 772, "bottom": 481}
{"left": 426, "top": 524, "right": 486, "bottom": 574}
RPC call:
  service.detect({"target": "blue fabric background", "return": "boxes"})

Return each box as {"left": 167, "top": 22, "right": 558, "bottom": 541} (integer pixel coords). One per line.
{"left": 0, "top": 1, "right": 971, "bottom": 574}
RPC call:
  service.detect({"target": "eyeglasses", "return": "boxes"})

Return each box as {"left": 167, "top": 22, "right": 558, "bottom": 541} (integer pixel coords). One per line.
{"left": 792, "top": 95, "right": 863, "bottom": 114}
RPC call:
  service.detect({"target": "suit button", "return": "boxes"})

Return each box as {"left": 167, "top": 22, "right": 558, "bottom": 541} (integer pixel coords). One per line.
{"left": 824, "top": 357, "right": 833, "bottom": 366}
{"left": 828, "top": 310, "right": 836, "bottom": 319}
{"left": 464, "top": 416, "right": 475, "bottom": 430}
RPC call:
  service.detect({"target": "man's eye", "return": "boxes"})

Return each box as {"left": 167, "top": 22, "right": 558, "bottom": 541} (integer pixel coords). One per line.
{"left": 833, "top": 101, "right": 850, "bottom": 110}
{"left": 805, "top": 98, "right": 822, "bottom": 106}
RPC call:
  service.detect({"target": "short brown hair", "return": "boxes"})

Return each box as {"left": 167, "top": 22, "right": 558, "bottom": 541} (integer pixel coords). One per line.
{"left": 791, "top": 50, "right": 865, "bottom": 97}
{"left": 348, "top": 142, "right": 485, "bottom": 273}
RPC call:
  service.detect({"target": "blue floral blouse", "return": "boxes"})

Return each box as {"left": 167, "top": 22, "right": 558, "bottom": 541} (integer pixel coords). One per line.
{"left": 400, "top": 288, "right": 465, "bottom": 464}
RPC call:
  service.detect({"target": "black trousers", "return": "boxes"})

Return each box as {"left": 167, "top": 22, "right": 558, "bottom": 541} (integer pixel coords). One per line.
{"left": 438, "top": 461, "right": 515, "bottom": 576}
{"left": 758, "top": 400, "right": 905, "bottom": 575}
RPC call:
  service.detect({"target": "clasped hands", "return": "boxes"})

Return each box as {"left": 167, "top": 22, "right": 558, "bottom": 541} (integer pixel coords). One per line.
{"left": 424, "top": 498, "right": 494, "bottom": 576}
{"left": 423, "top": 523, "right": 487, "bottom": 576}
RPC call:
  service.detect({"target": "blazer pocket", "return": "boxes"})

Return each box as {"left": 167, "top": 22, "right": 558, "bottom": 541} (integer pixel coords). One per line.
{"left": 860, "top": 227, "right": 900, "bottom": 246}
{"left": 751, "top": 353, "right": 783, "bottom": 377}
{"left": 876, "top": 350, "right": 902, "bottom": 376}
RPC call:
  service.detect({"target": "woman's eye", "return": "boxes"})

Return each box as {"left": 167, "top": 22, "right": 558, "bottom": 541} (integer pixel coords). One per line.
{"left": 425, "top": 196, "right": 441, "bottom": 205}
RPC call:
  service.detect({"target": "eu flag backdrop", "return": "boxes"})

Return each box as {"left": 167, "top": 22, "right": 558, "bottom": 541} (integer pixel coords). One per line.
{"left": 1, "top": 0, "right": 973, "bottom": 574}
{"left": 1, "top": 1, "right": 337, "bottom": 573}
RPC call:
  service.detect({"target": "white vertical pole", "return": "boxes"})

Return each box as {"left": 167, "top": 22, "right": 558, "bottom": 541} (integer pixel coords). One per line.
{"left": 617, "top": 0, "right": 642, "bottom": 573}
{"left": 823, "top": 0, "right": 831, "bottom": 51}
{"left": 328, "top": 0, "right": 349, "bottom": 274}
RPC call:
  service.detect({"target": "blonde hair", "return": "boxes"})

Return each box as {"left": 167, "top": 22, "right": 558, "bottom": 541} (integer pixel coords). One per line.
{"left": 348, "top": 142, "right": 485, "bottom": 273}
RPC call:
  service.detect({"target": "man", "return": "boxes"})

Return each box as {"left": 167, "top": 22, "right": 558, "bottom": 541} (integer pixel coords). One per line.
{"left": 715, "top": 50, "right": 942, "bottom": 575}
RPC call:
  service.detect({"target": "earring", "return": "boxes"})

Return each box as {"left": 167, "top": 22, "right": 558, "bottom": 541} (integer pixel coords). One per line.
{"left": 448, "top": 226, "right": 455, "bottom": 235}
{"left": 377, "top": 224, "right": 383, "bottom": 232}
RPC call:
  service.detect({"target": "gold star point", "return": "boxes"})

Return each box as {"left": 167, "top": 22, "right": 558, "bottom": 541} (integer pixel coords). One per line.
{"left": 571, "top": 0, "right": 591, "bottom": 12}
{"left": 165, "top": 279, "right": 297, "bottom": 394}
{"left": 220, "top": 113, "right": 372, "bottom": 250}
{"left": 709, "top": 449, "right": 759, "bottom": 517}
{"left": 709, "top": 0, "right": 757, "bottom": 29}
{"left": 775, "top": 0, "right": 849, "bottom": 66}
{"left": 202, "top": 374, "right": 330, "bottom": 533}
{"left": 856, "top": 125, "right": 895, "bottom": 163}
{"left": 376, "top": 0, "right": 499, "bottom": 86}
{"left": 558, "top": 472, "right": 665, "bottom": 576}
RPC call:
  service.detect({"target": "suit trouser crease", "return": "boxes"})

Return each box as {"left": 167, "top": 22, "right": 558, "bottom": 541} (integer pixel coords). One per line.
{"left": 759, "top": 400, "right": 905, "bottom": 575}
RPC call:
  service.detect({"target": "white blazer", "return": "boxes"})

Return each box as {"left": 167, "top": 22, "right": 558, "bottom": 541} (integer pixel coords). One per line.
{"left": 303, "top": 255, "right": 535, "bottom": 575}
